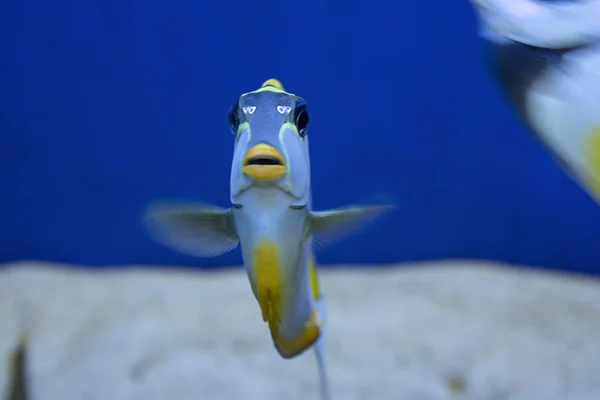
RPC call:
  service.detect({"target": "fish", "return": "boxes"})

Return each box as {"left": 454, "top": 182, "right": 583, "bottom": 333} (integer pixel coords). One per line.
{"left": 143, "top": 79, "right": 393, "bottom": 399}
{"left": 469, "top": 0, "right": 600, "bottom": 203}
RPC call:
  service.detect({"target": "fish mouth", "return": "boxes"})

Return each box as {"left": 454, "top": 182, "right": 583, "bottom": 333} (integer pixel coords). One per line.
{"left": 242, "top": 144, "right": 286, "bottom": 180}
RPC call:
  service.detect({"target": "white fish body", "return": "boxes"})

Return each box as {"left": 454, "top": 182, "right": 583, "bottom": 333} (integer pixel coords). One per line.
{"left": 144, "top": 79, "right": 392, "bottom": 399}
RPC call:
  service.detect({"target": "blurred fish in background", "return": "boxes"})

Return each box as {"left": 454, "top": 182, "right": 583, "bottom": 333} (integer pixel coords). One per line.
{"left": 470, "top": 0, "right": 600, "bottom": 203}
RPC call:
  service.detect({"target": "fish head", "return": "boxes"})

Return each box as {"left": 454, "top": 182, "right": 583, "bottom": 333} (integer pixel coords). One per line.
{"left": 228, "top": 79, "right": 312, "bottom": 208}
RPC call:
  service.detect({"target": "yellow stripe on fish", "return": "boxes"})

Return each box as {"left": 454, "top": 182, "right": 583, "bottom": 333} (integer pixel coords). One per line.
{"left": 270, "top": 308, "right": 322, "bottom": 359}
{"left": 587, "top": 126, "right": 600, "bottom": 198}
{"left": 253, "top": 240, "right": 323, "bottom": 359}
{"left": 270, "top": 252, "right": 322, "bottom": 358}
{"left": 252, "top": 239, "right": 285, "bottom": 323}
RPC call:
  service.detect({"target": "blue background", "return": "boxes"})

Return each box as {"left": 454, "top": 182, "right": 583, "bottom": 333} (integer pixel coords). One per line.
{"left": 1, "top": 0, "right": 600, "bottom": 272}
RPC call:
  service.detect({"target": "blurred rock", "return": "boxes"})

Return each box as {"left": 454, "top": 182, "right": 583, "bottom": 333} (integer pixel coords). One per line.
{"left": 0, "top": 260, "right": 599, "bottom": 400}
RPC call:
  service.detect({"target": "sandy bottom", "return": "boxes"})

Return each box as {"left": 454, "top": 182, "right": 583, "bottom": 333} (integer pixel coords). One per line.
{"left": 0, "top": 259, "right": 599, "bottom": 400}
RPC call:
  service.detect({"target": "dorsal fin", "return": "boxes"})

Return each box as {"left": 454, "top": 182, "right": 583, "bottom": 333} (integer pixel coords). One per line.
{"left": 261, "top": 78, "right": 284, "bottom": 90}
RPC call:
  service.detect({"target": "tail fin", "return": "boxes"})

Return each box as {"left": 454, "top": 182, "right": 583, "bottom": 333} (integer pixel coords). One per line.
{"left": 313, "top": 297, "right": 330, "bottom": 400}
{"left": 309, "top": 253, "right": 331, "bottom": 399}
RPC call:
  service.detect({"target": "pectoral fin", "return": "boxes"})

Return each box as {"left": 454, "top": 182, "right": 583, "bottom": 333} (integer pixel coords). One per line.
{"left": 143, "top": 201, "right": 239, "bottom": 257}
{"left": 304, "top": 204, "right": 394, "bottom": 248}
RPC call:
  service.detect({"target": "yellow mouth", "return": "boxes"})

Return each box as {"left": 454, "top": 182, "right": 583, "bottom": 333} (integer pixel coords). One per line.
{"left": 242, "top": 144, "right": 286, "bottom": 180}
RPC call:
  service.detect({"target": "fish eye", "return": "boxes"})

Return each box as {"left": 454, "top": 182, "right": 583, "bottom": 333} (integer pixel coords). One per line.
{"left": 227, "top": 100, "right": 240, "bottom": 135}
{"left": 294, "top": 102, "right": 310, "bottom": 138}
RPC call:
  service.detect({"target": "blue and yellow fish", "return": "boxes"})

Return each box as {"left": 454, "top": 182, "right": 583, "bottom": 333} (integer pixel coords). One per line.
{"left": 144, "top": 79, "right": 392, "bottom": 399}
{"left": 470, "top": 0, "right": 600, "bottom": 203}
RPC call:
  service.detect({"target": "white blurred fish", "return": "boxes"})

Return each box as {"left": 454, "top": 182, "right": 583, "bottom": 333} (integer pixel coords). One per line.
{"left": 144, "top": 79, "right": 392, "bottom": 399}
{"left": 470, "top": 0, "right": 600, "bottom": 202}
